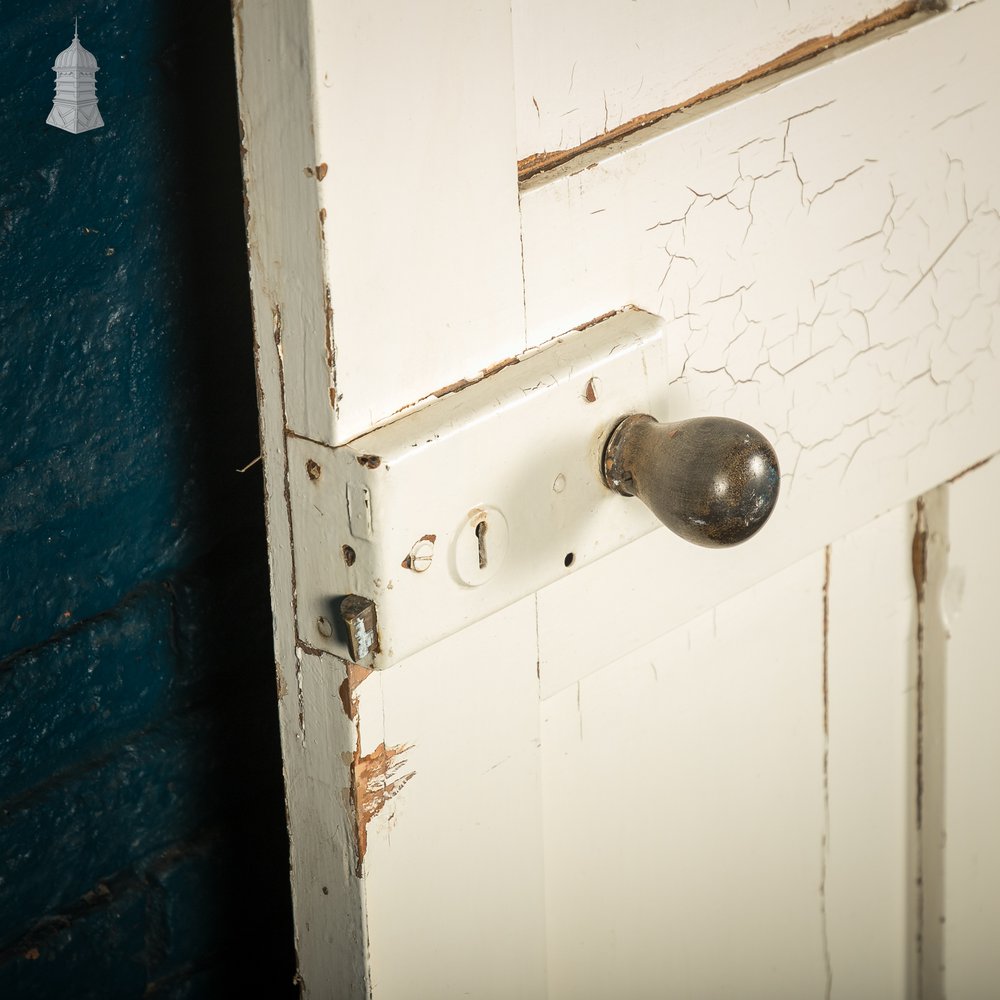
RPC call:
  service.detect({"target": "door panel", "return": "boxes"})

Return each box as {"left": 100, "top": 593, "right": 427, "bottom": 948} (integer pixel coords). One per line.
{"left": 541, "top": 502, "right": 922, "bottom": 999}
{"left": 541, "top": 548, "right": 828, "bottom": 999}
{"left": 235, "top": 0, "right": 525, "bottom": 447}
{"left": 825, "top": 505, "right": 915, "bottom": 1000}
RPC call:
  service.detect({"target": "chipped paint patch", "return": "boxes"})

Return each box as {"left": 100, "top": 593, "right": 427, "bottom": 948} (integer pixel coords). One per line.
{"left": 275, "top": 662, "right": 288, "bottom": 700}
{"left": 338, "top": 660, "right": 374, "bottom": 721}
{"left": 912, "top": 497, "right": 929, "bottom": 609}
{"left": 430, "top": 355, "right": 521, "bottom": 402}
{"left": 294, "top": 646, "right": 306, "bottom": 741}
{"left": 346, "top": 736, "right": 415, "bottom": 876}
{"left": 947, "top": 452, "right": 995, "bottom": 485}
{"left": 323, "top": 285, "right": 334, "bottom": 373}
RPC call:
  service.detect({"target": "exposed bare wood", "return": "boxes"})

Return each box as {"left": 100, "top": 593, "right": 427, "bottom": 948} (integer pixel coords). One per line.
{"left": 347, "top": 737, "right": 415, "bottom": 878}
{"left": 518, "top": 1, "right": 926, "bottom": 181}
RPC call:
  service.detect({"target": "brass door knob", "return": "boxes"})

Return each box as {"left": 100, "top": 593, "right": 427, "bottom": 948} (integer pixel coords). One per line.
{"left": 602, "top": 414, "right": 779, "bottom": 547}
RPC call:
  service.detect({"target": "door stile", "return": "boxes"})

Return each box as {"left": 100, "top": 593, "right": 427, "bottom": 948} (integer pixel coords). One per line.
{"left": 234, "top": 1, "right": 548, "bottom": 995}
{"left": 930, "top": 456, "right": 1000, "bottom": 998}
{"left": 233, "top": 2, "right": 369, "bottom": 995}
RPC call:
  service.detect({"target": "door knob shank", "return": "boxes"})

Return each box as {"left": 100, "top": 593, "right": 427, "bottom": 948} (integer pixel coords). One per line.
{"left": 602, "top": 414, "right": 779, "bottom": 547}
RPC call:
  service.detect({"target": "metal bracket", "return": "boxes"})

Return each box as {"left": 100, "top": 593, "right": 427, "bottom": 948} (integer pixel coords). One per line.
{"left": 288, "top": 307, "right": 668, "bottom": 669}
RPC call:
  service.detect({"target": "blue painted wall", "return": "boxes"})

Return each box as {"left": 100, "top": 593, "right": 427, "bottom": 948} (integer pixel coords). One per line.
{"left": 0, "top": 2, "right": 296, "bottom": 995}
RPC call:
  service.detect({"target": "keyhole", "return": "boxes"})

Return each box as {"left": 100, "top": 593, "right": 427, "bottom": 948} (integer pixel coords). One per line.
{"left": 455, "top": 506, "right": 507, "bottom": 587}
{"left": 475, "top": 518, "right": 488, "bottom": 570}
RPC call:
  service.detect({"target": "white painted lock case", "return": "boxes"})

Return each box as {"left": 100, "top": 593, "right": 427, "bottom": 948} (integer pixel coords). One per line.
{"left": 287, "top": 308, "right": 669, "bottom": 669}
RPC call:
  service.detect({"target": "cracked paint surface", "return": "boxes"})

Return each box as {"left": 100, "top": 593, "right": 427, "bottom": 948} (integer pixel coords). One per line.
{"left": 660, "top": 110, "right": 996, "bottom": 494}
{"left": 527, "top": 3, "right": 1000, "bottom": 691}
{"left": 521, "top": 10, "right": 1000, "bottom": 523}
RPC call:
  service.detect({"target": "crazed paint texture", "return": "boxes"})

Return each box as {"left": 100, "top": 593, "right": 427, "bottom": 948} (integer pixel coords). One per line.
{"left": 347, "top": 738, "right": 415, "bottom": 877}
{"left": 522, "top": 11, "right": 1000, "bottom": 506}
{"left": 522, "top": 2, "right": 1000, "bottom": 686}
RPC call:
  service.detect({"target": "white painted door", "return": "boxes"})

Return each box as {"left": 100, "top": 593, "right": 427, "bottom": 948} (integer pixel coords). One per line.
{"left": 233, "top": 2, "right": 1000, "bottom": 997}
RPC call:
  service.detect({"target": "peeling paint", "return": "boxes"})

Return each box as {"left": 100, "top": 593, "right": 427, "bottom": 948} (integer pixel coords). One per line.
{"left": 323, "top": 284, "right": 334, "bottom": 374}
{"left": 912, "top": 497, "right": 929, "bottom": 610}
{"left": 346, "top": 736, "right": 415, "bottom": 876}
{"left": 262, "top": 302, "right": 308, "bottom": 711}
{"left": 946, "top": 451, "right": 995, "bottom": 484}
{"left": 430, "top": 355, "right": 521, "bottom": 402}
{"left": 294, "top": 647, "right": 306, "bottom": 742}
{"left": 518, "top": 1, "right": 926, "bottom": 181}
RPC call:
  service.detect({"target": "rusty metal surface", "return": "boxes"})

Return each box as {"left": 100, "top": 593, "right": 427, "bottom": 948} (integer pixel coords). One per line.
{"left": 340, "top": 595, "right": 379, "bottom": 662}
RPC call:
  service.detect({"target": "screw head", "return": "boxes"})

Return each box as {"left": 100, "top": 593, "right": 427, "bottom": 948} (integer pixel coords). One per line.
{"left": 407, "top": 538, "right": 435, "bottom": 573}
{"left": 316, "top": 616, "right": 333, "bottom": 638}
